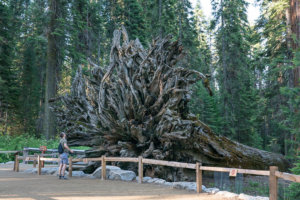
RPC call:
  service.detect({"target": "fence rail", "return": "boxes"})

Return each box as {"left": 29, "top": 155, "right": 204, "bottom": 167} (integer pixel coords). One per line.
{"left": 0, "top": 151, "right": 20, "bottom": 154}
{"left": 10, "top": 151, "right": 300, "bottom": 200}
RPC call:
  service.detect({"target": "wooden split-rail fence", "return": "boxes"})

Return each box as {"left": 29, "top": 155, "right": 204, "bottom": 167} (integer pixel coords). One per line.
{"left": 1, "top": 150, "right": 300, "bottom": 200}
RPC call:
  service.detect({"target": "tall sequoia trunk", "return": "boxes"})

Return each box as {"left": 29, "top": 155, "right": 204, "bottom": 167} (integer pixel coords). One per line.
{"left": 53, "top": 27, "right": 290, "bottom": 179}
{"left": 290, "top": 0, "right": 300, "bottom": 87}
{"left": 44, "top": 0, "right": 60, "bottom": 139}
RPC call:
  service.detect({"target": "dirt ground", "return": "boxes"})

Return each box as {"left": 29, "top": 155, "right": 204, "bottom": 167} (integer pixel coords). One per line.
{"left": 0, "top": 163, "right": 237, "bottom": 200}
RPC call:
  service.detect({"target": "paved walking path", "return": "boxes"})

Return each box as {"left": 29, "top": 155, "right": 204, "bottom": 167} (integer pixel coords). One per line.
{"left": 0, "top": 163, "right": 236, "bottom": 200}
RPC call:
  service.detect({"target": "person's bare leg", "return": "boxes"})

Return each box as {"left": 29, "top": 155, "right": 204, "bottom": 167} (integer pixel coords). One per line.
{"left": 58, "top": 163, "right": 63, "bottom": 176}
{"left": 62, "top": 164, "right": 67, "bottom": 177}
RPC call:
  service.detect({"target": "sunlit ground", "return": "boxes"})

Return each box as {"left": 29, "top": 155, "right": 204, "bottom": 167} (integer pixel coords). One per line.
{"left": 0, "top": 163, "right": 234, "bottom": 200}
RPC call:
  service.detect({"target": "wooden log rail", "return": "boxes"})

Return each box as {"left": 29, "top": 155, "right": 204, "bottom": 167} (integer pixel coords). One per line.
{"left": 0, "top": 151, "right": 20, "bottom": 154}
{"left": 12, "top": 154, "right": 300, "bottom": 200}
{"left": 22, "top": 147, "right": 85, "bottom": 154}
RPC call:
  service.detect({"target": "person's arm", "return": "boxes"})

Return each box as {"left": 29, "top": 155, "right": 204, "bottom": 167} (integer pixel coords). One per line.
{"left": 64, "top": 143, "right": 74, "bottom": 153}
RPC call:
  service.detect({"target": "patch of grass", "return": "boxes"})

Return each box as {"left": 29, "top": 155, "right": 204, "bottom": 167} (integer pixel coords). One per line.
{"left": 71, "top": 146, "right": 91, "bottom": 150}
{"left": 243, "top": 180, "right": 269, "bottom": 197}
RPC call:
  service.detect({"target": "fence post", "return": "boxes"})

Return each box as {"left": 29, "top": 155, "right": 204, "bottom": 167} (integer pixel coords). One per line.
{"left": 16, "top": 155, "right": 20, "bottom": 172}
{"left": 101, "top": 155, "right": 106, "bottom": 180}
{"left": 33, "top": 153, "right": 37, "bottom": 168}
{"left": 138, "top": 156, "right": 143, "bottom": 183}
{"left": 269, "top": 166, "right": 278, "bottom": 200}
{"left": 68, "top": 156, "right": 73, "bottom": 178}
{"left": 14, "top": 155, "right": 20, "bottom": 172}
{"left": 23, "top": 149, "right": 28, "bottom": 164}
{"left": 13, "top": 154, "right": 18, "bottom": 171}
{"left": 37, "top": 155, "right": 41, "bottom": 175}
{"left": 196, "top": 162, "right": 202, "bottom": 193}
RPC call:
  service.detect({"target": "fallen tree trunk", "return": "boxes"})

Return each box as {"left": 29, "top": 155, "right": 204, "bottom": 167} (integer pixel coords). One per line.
{"left": 53, "top": 27, "right": 290, "bottom": 179}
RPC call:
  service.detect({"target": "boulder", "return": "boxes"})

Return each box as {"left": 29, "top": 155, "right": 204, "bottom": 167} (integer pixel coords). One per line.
{"left": 44, "top": 167, "right": 59, "bottom": 175}
{"left": 72, "top": 171, "right": 87, "bottom": 177}
{"left": 23, "top": 167, "right": 59, "bottom": 175}
{"left": 146, "top": 178, "right": 161, "bottom": 183}
{"left": 108, "top": 169, "right": 136, "bottom": 181}
{"left": 153, "top": 178, "right": 166, "bottom": 185}
{"left": 203, "top": 187, "right": 220, "bottom": 194}
{"left": 163, "top": 182, "right": 173, "bottom": 187}
{"left": 143, "top": 177, "right": 152, "bottom": 182}
{"left": 238, "top": 193, "right": 269, "bottom": 200}
{"left": 92, "top": 165, "right": 121, "bottom": 178}
{"left": 172, "top": 182, "right": 197, "bottom": 191}
{"left": 216, "top": 191, "right": 239, "bottom": 198}
{"left": 82, "top": 161, "right": 101, "bottom": 174}
{"left": 23, "top": 168, "right": 37, "bottom": 174}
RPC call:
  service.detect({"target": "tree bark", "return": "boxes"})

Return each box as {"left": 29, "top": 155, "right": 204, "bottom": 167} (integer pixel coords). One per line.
{"left": 290, "top": 0, "right": 300, "bottom": 87}
{"left": 158, "top": 0, "right": 162, "bottom": 37}
{"left": 44, "top": 0, "right": 60, "bottom": 139}
{"left": 53, "top": 27, "right": 290, "bottom": 179}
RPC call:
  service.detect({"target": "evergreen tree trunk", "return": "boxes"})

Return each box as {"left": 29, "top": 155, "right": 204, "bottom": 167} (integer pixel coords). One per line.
{"left": 158, "top": 0, "right": 162, "bottom": 37}
{"left": 290, "top": 0, "right": 300, "bottom": 87}
{"left": 44, "top": 0, "right": 60, "bottom": 139}
{"left": 220, "top": 0, "right": 229, "bottom": 136}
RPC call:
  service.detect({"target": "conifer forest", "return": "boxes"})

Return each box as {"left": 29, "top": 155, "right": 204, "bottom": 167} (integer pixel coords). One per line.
{"left": 0, "top": 0, "right": 299, "bottom": 172}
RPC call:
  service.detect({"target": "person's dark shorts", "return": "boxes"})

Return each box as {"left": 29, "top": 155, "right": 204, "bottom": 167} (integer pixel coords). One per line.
{"left": 60, "top": 153, "right": 69, "bottom": 165}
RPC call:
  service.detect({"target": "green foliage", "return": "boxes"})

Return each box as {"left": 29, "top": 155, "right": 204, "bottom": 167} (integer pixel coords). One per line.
{"left": 279, "top": 85, "right": 300, "bottom": 158}
{"left": 190, "top": 83, "right": 222, "bottom": 134}
{"left": 0, "top": 1, "right": 20, "bottom": 134}
{"left": 244, "top": 180, "right": 269, "bottom": 197}
{"left": 0, "top": 134, "right": 58, "bottom": 163}
{"left": 210, "top": 0, "right": 263, "bottom": 147}
{"left": 287, "top": 158, "right": 300, "bottom": 199}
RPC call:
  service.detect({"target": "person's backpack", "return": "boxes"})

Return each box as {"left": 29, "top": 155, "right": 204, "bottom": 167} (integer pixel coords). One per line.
{"left": 58, "top": 142, "right": 64, "bottom": 154}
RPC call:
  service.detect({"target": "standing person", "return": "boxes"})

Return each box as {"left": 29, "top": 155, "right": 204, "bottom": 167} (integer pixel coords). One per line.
{"left": 58, "top": 132, "right": 73, "bottom": 179}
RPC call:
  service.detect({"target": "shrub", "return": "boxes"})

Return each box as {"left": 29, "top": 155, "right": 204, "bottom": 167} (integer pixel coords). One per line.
{"left": 0, "top": 134, "right": 58, "bottom": 163}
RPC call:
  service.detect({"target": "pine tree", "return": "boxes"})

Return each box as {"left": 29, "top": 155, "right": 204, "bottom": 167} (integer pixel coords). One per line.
{"left": 15, "top": 0, "right": 48, "bottom": 135}
{"left": 255, "top": 0, "right": 291, "bottom": 154}
{"left": 0, "top": 0, "right": 22, "bottom": 134}
{"left": 189, "top": 1, "right": 222, "bottom": 134}
{"left": 123, "top": 0, "right": 147, "bottom": 44}
{"left": 212, "top": 0, "right": 261, "bottom": 146}
{"left": 44, "top": 0, "right": 68, "bottom": 139}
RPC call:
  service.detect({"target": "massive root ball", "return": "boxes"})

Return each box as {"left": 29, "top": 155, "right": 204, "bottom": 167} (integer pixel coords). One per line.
{"left": 53, "top": 27, "right": 289, "bottom": 179}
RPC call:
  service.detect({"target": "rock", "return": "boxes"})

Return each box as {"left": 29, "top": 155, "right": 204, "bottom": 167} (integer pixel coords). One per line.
{"left": 216, "top": 191, "right": 239, "bottom": 198}
{"left": 87, "top": 174, "right": 97, "bottom": 179}
{"left": 172, "top": 182, "right": 197, "bottom": 191}
{"left": 72, "top": 171, "right": 87, "bottom": 177}
{"left": 163, "top": 182, "right": 173, "bottom": 187}
{"left": 22, "top": 167, "right": 62, "bottom": 176}
{"left": 44, "top": 167, "right": 59, "bottom": 175}
{"left": 23, "top": 168, "right": 37, "bottom": 174}
{"left": 238, "top": 193, "right": 269, "bottom": 200}
{"left": 146, "top": 178, "right": 160, "bottom": 183}
{"left": 91, "top": 166, "right": 102, "bottom": 178}
{"left": 108, "top": 169, "right": 136, "bottom": 181}
{"left": 5, "top": 161, "right": 14, "bottom": 164}
{"left": 92, "top": 165, "right": 121, "bottom": 178}
{"left": 82, "top": 161, "right": 101, "bottom": 174}
{"left": 90, "top": 165, "right": 136, "bottom": 181}
{"left": 153, "top": 178, "right": 166, "bottom": 184}
{"left": 203, "top": 187, "right": 220, "bottom": 194}
{"left": 143, "top": 177, "right": 152, "bottom": 182}
{"left": 54, "top": 171, "right": 69, "bottom": 177}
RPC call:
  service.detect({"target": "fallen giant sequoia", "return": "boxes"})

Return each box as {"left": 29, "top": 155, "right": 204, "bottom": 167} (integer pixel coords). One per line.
{"left": 53, "top": 27, "right": 289, "bottom": 178}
